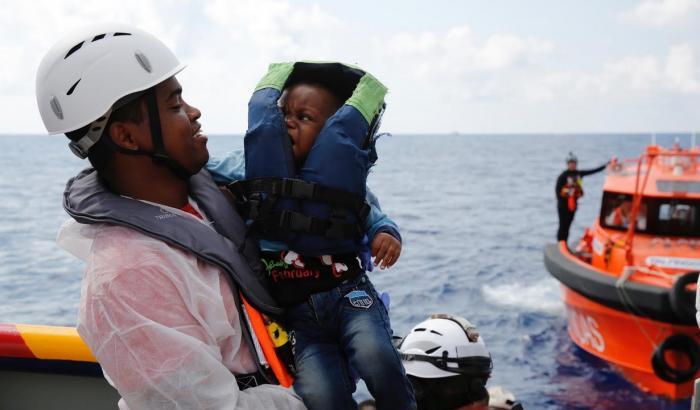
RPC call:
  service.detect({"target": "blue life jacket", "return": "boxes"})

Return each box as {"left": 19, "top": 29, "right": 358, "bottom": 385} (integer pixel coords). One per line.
{"left": 233, "top": 62, "right": 387, "bottom": 256}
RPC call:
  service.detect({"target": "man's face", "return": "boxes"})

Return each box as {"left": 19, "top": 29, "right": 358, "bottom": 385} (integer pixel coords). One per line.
{"left": 567, "top": 160, "right": 577, "bottom": 171}
{"left": 149, "top": 76, "right": 209, "bottom": 174}
{"left": 283, "top": 83, "right": 339, "bottom": 167}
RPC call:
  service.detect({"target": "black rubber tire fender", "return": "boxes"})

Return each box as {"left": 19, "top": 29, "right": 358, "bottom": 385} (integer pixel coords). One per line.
{"left": 651, "top": 333, "right": 700, "bottom": 384}
{"left": 669, "top": 271, "right": 699, "bottom": 323}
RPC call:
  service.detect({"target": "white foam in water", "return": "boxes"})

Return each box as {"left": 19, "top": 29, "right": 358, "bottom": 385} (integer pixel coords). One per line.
{"left": 482, "top": 279, "right": 564, "bottom": 314}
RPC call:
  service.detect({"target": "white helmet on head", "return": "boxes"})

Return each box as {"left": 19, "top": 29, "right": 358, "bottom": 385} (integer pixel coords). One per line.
{"left": 399, "top": 313, "right": 492, "bottom": 379}
{"left": 35, "top": 23, "right": 185, "bottom": 158}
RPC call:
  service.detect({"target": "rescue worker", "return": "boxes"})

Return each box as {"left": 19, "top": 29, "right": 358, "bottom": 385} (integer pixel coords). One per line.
{"left": 398, "top": 314, "right": 525, "bottom": 410}
{"left": 36, "top": 24, "right": 305, "bottom": 409}
{"left": 555, "top": 152, "right": 610, "bottom": 243}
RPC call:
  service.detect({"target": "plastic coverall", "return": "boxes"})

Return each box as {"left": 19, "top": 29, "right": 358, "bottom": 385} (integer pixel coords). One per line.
{"left": 57, "top": 201, "right": 306, "bottom": 410}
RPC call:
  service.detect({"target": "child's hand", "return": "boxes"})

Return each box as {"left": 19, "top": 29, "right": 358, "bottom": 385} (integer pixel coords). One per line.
{"left": 371, "top": 233, "right": 401, "bottom": 269}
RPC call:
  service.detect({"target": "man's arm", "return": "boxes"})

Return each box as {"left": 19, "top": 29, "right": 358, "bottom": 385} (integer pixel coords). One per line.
{"left": 78, "top": 235, "right": 305, "bottom": 410}
{"left": 207, "top": 149, "right": 246, "bottom": 184}
{"left": 555, "top": 173, "right": 566, "bottom": 198}
{"left": 579, "top": 163, "right": 608, "bottom": 177}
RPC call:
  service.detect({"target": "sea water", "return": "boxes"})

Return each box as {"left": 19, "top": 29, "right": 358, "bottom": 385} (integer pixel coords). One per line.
{"left": 0, "top": 133, "right": 693, "bottom": 410}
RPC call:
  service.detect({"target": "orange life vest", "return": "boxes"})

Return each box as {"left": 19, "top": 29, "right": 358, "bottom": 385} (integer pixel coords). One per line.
{"left": 241, "top": 295, "right": 295, "bottom": 387}
{"left": 560, "top": 177, "right": 583, "bottom": 211}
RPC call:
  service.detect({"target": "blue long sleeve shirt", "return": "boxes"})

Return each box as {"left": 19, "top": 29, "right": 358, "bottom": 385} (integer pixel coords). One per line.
{"left": 206, "top": 150, "right": 402, "bottom": 253}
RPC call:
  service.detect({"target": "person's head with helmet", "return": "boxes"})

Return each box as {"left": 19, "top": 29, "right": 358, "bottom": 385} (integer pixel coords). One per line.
{"left": 398, "top": 313, "right": 493, "bottom": 410}
{"left": 565, "top": 152, "right": 578, "bottom": 171}
{"left": 36, "top": 24, "right": 208, "bottom": 205}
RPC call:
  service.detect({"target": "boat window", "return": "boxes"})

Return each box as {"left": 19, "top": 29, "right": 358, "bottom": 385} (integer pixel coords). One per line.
{"left": 656, "top": 180, "right": 700, "bottom": 193}
{"left": 601, "top": 193, "right": 700, "bottom": 237}
{"left": 656, "top": 202, "right": 697, "bottom": 235}
{"left": 600, "top": 193, "right": 647, "bottom": 232}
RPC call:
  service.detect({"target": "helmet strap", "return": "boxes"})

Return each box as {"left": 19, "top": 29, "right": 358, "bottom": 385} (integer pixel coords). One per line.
{"left": 144, "top": 88, "right": 193, "bottom": 180}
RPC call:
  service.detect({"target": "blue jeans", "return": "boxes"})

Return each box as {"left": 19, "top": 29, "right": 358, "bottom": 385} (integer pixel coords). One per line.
{"left": 285, "top": 274, "right": 416, "bottom": 410}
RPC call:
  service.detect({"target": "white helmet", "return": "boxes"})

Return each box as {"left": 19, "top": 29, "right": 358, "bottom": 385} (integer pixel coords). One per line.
{"left": 35, "top": 23, "right": 185, "bottom": 158}
{"left": 399, "top": 313, "right": 492, "bottom": 379}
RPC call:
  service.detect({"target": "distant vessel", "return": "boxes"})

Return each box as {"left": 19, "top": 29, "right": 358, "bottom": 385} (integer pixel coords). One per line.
{"left": 545, "top": 141, "right": 700, "bottom": 399}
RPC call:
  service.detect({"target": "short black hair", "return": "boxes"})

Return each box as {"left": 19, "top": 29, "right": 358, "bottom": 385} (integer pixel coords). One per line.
{"left": 284, "top": 80, "right": 345, "bottom": 112}
{"left": 283, "top": 63, "right": 359, "bottom": 108}
{"left": 409, "top": 375, "right": 489, "bottom": 410}
{"left": 64, "top": 92, "right": 147, "bottom": 174}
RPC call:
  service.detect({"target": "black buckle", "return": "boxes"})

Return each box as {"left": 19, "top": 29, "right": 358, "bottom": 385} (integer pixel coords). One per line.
{"left": 278, "top": 178, "right": 316, "bottom": 200}
{"left": 228, "top": 181, "right": 246, "bottom": 200}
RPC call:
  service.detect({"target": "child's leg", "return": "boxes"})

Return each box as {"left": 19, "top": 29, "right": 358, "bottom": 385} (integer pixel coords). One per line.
{"left": 335, "top": 275, "right": 417, "bottom": 410}
{"left": 285, "top": 298, "right": 357, "bottom": 410}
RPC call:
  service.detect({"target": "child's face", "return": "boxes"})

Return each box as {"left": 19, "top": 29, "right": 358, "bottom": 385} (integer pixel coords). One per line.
{"left": 283, "top": 83, "right": 339, "bottom": 167}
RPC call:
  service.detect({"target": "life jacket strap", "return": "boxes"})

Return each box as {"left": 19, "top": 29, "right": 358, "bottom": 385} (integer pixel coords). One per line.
{"left": 230, "top": 177, "right": 370, "bottom": 218}
{"left": 257, "top": 209, "right": 363, "bottom": 240}
{"left": 228, "top": 178, "right": 370, "bottom": 240}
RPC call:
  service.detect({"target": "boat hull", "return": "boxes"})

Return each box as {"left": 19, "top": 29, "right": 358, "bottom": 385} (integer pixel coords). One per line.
{"left": 562, "top": 286, "right": 698, "bottom": 399}
{"left": 544, "top": 243, "right": 700, "bottom": 399}
{"left": 0, "top": 368, "right": 120, "bottom": 410}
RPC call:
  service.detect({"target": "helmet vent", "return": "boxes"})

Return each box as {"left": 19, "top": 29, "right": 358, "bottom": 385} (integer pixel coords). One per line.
{"left": 113, "top": 32, "right": 132, "bottom": 37}
{"left": 64, "top": 41, "right": 85, "bottom": 59}
{"left": 414, "top": 328, "right": 426, "bottom": 332}
{"left": 92, "top": 34, "right": 106, "bottom": 42}
{"left": 424, "top": 346, "right": 440, "bottom": 354}
{"left": 134, "top": 52, "right": 152, "bottom": 73}
{"left": 49, "top": 96, "right": 63, "bottom": 120}
{"left": 66, "top": 79, "right": 81, "bottom": 96}
{"left": 429, "top": 330, "right": 443, "bottom": 336}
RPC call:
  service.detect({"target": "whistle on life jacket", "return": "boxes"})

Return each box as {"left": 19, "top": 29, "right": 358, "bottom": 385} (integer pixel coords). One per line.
{"left": 241, "top": 295, "right": 295, "bottom": 387}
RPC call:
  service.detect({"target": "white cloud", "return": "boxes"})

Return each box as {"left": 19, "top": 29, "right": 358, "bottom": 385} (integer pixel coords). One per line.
{"left": 1, "top": 1, "right": 698, "bottom": 134}
{"left": 665, "top": 44, "right": 700, "bottom": 92}
{"left": 623, "top": 0, "right": 700, "bottom": 27}
{"left": 385, "top": 26, "right": 553, "bottom": 76}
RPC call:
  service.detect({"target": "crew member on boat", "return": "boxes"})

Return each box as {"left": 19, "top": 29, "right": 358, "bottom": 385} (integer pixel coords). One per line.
{"left": 555, "top": 152, "right": 610, "bottom": 243}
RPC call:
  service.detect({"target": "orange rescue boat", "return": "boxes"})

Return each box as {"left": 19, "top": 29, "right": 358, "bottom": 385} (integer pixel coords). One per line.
{"left": 544, "top": 142, "right": 700, "bottom": 400}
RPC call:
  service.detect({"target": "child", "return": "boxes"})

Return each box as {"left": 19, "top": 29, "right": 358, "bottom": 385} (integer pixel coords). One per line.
{"left": 208, "top": 63, "right": 416, "bottom": 410}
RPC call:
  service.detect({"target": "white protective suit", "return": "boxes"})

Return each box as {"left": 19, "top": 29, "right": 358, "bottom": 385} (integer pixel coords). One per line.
{"left": 57, "top": 201, "right": 306, "bottom": 410}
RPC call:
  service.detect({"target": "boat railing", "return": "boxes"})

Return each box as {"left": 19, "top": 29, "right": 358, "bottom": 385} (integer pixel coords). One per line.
{"left": 616, "top": 146, "right": 700, "bottom": 265}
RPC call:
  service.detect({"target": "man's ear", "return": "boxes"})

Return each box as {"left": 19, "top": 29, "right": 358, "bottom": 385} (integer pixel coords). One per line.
{"left": 107, "top": 121, "right": 142, "bottom": 151}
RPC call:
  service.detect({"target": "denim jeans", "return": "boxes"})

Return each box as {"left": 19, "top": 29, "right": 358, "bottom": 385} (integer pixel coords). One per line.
{"left": 284, "top": 274, "right": 416, "bottom": 410}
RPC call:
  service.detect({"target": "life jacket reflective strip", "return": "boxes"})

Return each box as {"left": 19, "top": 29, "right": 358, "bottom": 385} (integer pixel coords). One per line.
{"left": 241, "top": 295, "right": 294, "bottom": 387}
{"left": 63, "top": 168, "right": 284, "bottom": 383}
{"left": 243, "top": 61, "right": 387, "bottom": 256}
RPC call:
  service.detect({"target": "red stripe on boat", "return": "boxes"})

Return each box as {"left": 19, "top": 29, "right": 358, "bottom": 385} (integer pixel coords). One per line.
{"left": 0, "top": 324, "right": 36, "bottom": 358}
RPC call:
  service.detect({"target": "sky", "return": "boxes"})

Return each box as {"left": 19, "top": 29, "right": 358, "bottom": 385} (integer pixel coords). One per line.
{"left": 2, "top": 0, "right": 699, "bottom": 134}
